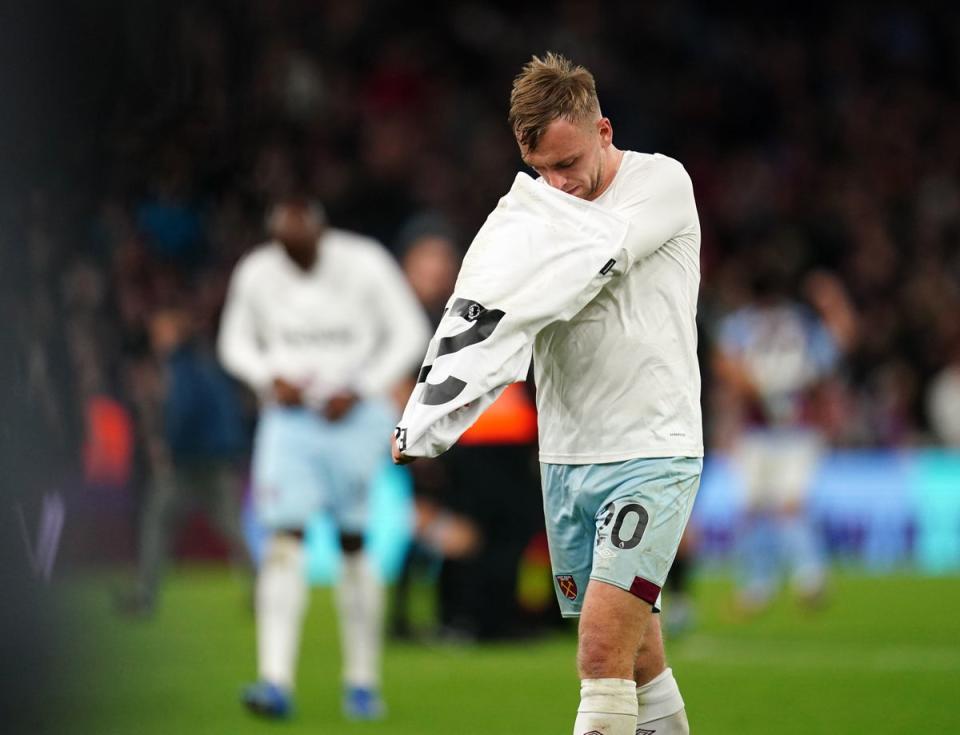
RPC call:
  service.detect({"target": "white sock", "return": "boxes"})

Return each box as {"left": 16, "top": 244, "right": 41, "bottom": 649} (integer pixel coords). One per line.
{"left": 634, "top": 710, "right": 689, "bottom": 735}
{"left": 255, "top": 535, "right": 308, "bottom": 690}
{"left": 335, "top": 551, "right": 384, "bottom": 689}
{"left": 636, "top": 667, "right": 688, "bottom": 734}
{"left": 573, "top": 678, "right": 638, "bottom": 735}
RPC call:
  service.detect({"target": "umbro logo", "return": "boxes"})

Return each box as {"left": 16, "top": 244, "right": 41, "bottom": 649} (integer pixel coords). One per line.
{"left": 636, "top": 729, "right": 656, "bottom": 734}
{"left": 582, "top": 731, "right": 603, "bottom": 735}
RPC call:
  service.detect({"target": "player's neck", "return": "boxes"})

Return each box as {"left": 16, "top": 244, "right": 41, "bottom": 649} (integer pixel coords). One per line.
{"left": 282, "top": 244, "right": 319, "bottom": 272}
{"left": 590, "top": 146, "right": 624, "bottom": 201}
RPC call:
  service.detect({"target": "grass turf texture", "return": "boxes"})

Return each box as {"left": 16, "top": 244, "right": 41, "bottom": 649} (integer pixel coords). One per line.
{"left": 60, "top": 569, "right": 959, "bottom": 734}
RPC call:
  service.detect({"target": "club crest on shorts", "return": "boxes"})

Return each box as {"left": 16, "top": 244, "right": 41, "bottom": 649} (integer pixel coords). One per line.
{"left": 556, "top": 574, "right": 578, "bottom": 601}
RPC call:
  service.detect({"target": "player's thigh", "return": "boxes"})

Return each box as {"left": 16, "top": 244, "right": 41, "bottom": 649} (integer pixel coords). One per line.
{"left": 734, "top": 433, "right": 774, "bottom": 511}
{"left": 590, "top": 457, "right": 703, "bottom": 609}
{"left": 251, "top": 407, "right": 324, "bottom": 530}
{"left": 323, "top": 399, "right": 395, "bottom": 534}
{"left": 541, "top": 463, "right": 595, "bottom": 618}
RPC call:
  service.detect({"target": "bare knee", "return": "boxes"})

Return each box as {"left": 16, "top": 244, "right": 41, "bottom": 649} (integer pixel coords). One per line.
{"left": 577, "top": 580, "right": 652, "bottom": 680}
{"left": 578, "top": 623, "right": 635, "bottom": 679}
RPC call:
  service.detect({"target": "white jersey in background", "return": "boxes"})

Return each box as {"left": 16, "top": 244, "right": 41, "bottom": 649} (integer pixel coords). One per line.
{"left": 218, "top": 229, "right": 430, "bottom": 406}
{"left": 396, "top": 152, "right": 702, "bottom": 462}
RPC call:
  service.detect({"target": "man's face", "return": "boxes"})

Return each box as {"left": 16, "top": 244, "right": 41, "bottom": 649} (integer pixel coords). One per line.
{"left": 402, "top": 236, "right": 458, "bottom": 310}
{"left": 271, "top": 205, "right": 322, "bottom": 262}
{"left": 520, "top": 116, "right": 612, "bottom": 201}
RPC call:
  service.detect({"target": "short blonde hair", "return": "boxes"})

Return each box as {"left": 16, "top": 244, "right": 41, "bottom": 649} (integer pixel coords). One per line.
{"left": 509, "top": 52, "right": 600, "bottom": 151}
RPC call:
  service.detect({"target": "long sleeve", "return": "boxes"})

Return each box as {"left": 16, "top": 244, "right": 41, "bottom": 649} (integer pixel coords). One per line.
{"left": 395, "top": 173, "right": 632, "bottom": 458}
{"left": 352, "top": 247, "right": 431, "bottom": 398}
{"left": 619, "top": 154, "right": 699, "bottom": 266}
{"left": 217, "top": 258, "right": 272, "bottom": 395}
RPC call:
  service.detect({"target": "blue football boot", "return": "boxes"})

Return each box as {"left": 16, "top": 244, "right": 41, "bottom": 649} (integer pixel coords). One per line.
{"left": 241, "top": 680, "right": 293, "bottom": 719}
{"left": 343, "top": 686, "right": 385, "bottom": 720}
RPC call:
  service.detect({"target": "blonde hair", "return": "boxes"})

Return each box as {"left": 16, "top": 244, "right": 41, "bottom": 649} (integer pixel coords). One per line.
{"left": 509, "top": 52, "right": 600, "bottom": 151}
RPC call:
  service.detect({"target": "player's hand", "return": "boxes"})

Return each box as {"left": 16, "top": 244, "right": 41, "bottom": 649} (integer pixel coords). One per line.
{"left": 324, "top": 390, "right": 358, "bottom": 422}
{"left": 391, "top": 437, "right": 415, "bottom": 465}
{"left": 273, "top": 377, "right": 304, "bottom": 406}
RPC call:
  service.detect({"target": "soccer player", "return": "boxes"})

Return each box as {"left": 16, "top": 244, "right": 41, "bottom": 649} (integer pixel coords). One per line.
{"left": 218, "top": 196, "right": 429, "bottom": 719}
{"left": 714, "top": 268, "right": 856, "bottom": 612}
{"left": 393, "top": 53, "right": 702, "bottom": 735}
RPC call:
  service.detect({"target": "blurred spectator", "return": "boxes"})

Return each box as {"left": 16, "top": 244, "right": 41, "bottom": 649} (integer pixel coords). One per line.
{"left": 136, "top": 147, "right": 206, "bottom": 267}
{"left": 436, "top": 384, "right": 541, "bottom": 641}
{"left": 397, "top": 213, "right": 461, "bottom": 324}
{"left": 390, "top": 214, "right": 478, "bottom": 639}
{"left": 117, "top": 306, "right": 251, "bottom": 617}
{"left": 394, "top": 213, "right": 545, "bottom": 640}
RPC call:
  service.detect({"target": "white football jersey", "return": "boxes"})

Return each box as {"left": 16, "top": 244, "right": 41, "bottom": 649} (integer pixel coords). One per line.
{"left": 218, "top": 228, "right": 430, "bottom": 408}
{"left": 395, "top": 154, "right": 703, "bottom": 462}
{"left": 534, "top": 152, "right": 703, "bottom": 462}
{"left": 395, "top": 171, "right": 631, "bottom": 457}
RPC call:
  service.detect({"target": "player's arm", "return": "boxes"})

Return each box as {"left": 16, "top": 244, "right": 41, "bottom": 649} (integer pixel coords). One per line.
{"left": 620, "top": 156, "right": 699, "bottom": 265}
{"left": 217, "top": 260, "right": 273, "bottom": 397}
{"left": 712, "top": 314, "right": 762, "bottom": 404}
{"left": 804, "top": 270, "right": 858, "bottom": 355}
{"left": 393, "top": 300, "right": 531, "bottom": 461}
{"left": 712, "top": 348, "right": 761, "bottom": 404}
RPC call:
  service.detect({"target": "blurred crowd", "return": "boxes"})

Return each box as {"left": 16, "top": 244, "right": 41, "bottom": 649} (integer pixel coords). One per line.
{"left": 5, "top": 2, "right": 960, "bottom": 577}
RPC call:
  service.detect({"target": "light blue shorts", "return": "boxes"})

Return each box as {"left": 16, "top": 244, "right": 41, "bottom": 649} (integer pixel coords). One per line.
{"left": 251, "top": 400, "right": 395, "bottom": 533}
{"left": 541, "top": 456, "right": 702, "bottom": 617}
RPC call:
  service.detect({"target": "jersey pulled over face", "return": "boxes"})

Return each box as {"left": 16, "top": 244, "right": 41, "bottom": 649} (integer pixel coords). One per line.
{"left": 521, "top": 117, "right": 614, "bottom": 201}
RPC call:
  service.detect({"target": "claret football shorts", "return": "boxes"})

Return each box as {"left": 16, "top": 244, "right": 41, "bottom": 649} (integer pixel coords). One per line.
{"left": 541, "top": 456, "right": 702, "bottom": 616}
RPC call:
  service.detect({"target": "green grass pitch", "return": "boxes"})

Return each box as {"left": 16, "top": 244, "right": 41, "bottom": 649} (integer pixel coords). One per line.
{"left": 60, "top": 568, "right": 960, "bottom": 734}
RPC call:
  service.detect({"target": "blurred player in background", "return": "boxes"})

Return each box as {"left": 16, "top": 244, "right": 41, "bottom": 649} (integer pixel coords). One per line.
{"left": 218, "top": 196, "right": 429, "bottom": 719}
{"left": 714, "top": 268, "right": 856, "bottom": 612}
{"left": 394, "top": 53, "right": 702, "bottom": 735}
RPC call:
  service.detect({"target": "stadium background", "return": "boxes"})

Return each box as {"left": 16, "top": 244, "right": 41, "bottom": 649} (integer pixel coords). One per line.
{"left": 1, "top": 1, "right": 959, "bottom": 733}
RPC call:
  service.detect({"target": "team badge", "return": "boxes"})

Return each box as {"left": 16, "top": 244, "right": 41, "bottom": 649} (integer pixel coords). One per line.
{"left": 556, "top": 574, "right": 578, "bottom": 601}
